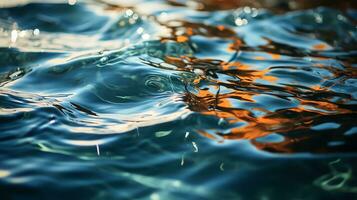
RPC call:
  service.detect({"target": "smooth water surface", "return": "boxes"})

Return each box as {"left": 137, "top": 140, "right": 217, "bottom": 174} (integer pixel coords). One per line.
{"left": 0, "top": 0, "right": 357, "bottom": 199}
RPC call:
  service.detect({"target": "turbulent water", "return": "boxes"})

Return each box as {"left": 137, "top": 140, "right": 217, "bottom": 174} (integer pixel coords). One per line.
{"left": 0, "top": 0, "right": 357, "bottom": 199}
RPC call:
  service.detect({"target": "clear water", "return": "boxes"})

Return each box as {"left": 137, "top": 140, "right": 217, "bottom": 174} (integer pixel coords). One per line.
{"left": 0, "top": 1, "right": 357, "bottom": 199}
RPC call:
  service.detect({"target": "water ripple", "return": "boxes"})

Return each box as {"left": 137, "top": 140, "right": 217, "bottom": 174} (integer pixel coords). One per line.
{"left": 1, "top": 1, "right": 357, "bottom": 200}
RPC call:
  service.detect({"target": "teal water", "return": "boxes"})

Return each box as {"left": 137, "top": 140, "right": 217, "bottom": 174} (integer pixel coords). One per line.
{"left": 0, "top": 1, "right": 357, "bottom": 199}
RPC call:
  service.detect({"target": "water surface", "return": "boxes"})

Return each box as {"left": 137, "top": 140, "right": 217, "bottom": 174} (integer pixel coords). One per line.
{"left": 0, "top": 0, "right": 357, "bottom": 199}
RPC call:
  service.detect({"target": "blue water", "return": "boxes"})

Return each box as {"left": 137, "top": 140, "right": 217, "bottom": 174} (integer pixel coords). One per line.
{"left": 0, "top": 1, "right": 357, "bottom": 199}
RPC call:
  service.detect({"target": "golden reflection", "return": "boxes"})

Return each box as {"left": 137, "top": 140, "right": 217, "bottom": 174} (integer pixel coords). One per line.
{"left": 220, "top": 61, "right": 277, "bottom": 83}
{"left": 159, "top": 20, "right": 240, "bottom": 44}
{"left": 176, "top": 35, "right": 189, "bottom": 42}
{"left": 179, "top": 51, "right": 356, "bottom": 153}
{"left": 227, "top": 39, "right": 243, "bottom": 51}
{"left": 150, "top": 20, "right": 357, "bottom": 151}
{"left": 268, "top": 53, "right": 281, "bottom": 60}
{"left": 312, "top": 43, "right": 330, "bottom": 51}
{"left": 185, "top": 78, "right": 356, "bottom": 153}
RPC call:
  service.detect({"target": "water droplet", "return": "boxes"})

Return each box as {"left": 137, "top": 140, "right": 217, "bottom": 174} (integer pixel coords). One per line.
{"left": 125, "top": 9, "right": 134, "bottom": 17}
{"left": 218, "top": 118, "right": 226, "bottom": 126}
{"left": 100, "top": 56, "right": 108, "bottom": 63}
{"left": 132, "top": 14, "right": 139, "bottom": 20}
{"left": 192, "top": 142, "right": 198, "bottom": 152}
{"left": 33, "top": 28, "right": 40, "bottom": 36}
{"left": 220, "top": 163, "right": 224, "bottom": 171}
{"left": 136, "top": 127, "right": 140, "bottom": 136}
{"left": 142, "top": 33, "right": 150, "bottom": 40}
{"left": 243, "top": 7, "right": 251, "bottom": 14}
{"left": 129, "top": 18, "right": 136, "bottom": 24}
{"left": 314, "top": 14, "right": 323, "bottom": 23}
{"left": 337, "top": 14, "right": 346, "bottom": 22}
{"left": 251, "top": 8, "right": 259, "bottom": 17}
{"left": 68, "top": 0, "right": 76, "bottom": 5}
{"left": 119, "top": 21, "right": 126, "bottom": 26}
{"left": 136, "top": 27, "right": 144, "bottom": 34}
{"left": 96, "top": 144, "right": 100, "bottom": 156}
{"left": 235, "top": 18, "right": 248, "bottom": 26}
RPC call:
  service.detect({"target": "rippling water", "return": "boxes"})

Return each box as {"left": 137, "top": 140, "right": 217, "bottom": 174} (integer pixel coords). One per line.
{"left": 1, "top": 0, "right": 357, "bottom": 199}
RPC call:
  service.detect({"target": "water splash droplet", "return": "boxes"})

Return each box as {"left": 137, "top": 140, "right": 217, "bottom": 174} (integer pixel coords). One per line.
{"left": 192, "top": 142, "right": 198, "bottom": 152}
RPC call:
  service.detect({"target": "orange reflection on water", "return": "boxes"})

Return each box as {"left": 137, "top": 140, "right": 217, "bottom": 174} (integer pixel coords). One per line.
{"left": 187, "top": 82, "right": 355, "bottom": 153}
{"left": 160, "top": 20, "right": 240, "bottom": 44}
{"left": 312, "top": 43, "right": 330, "bottom": 51}
{"left": 187, "top": 87, "right": 317, "bottom": 140}
{"left": 122, "top": 0, "right": 357, "bottom": 153}
{"left": 220, "top": 61, "right": 277, "bottom": 83}
{"left": 181, "top": 55, "right": 356, "bottom": 153}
